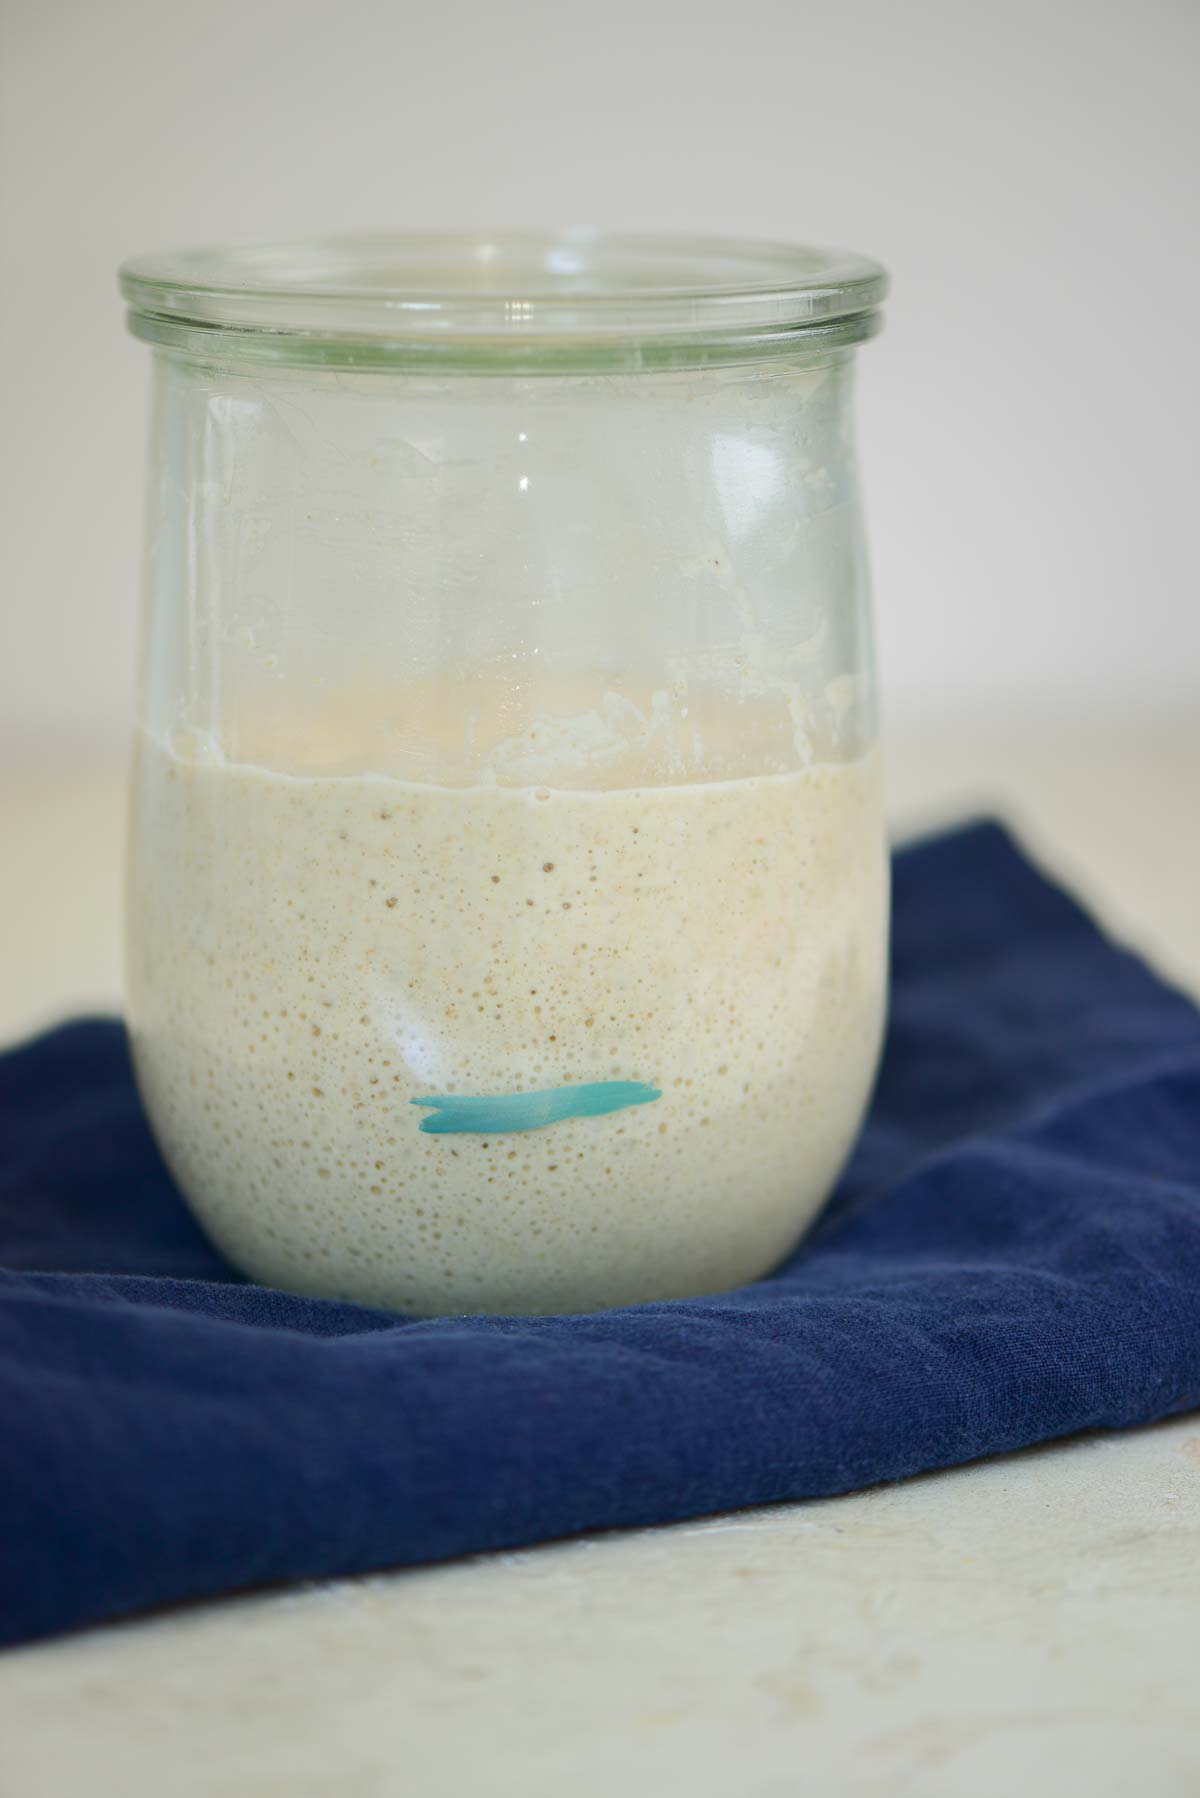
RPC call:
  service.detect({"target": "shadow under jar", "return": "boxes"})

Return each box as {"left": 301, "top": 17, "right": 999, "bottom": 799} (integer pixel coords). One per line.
{"left": 120, "top": 230, "right": 890, "bottom": 1316}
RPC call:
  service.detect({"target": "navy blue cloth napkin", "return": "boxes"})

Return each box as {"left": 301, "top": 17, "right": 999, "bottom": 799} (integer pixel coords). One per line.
{"left": 3, "top": 821, "right": 1200, "bottom": 1648}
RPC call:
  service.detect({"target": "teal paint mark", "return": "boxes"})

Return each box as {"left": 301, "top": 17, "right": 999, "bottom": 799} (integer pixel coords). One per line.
{"left": 412, "top": 1080, "right": 662, "bottom": 1135}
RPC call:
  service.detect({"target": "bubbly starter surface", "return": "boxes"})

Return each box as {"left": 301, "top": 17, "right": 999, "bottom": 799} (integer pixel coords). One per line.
{"left": 127, "top": 717, "right": 887, "bottom": 1315}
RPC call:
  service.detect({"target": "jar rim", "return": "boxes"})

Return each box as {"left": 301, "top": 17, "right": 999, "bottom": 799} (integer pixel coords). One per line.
{"left": 119, "top": 229, "right": 887, "bottom": 372}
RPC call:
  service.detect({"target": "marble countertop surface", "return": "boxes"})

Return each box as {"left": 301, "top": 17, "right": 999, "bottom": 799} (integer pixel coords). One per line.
{"left": 2, "top": 723, "right": 1198, "bottom": 1796}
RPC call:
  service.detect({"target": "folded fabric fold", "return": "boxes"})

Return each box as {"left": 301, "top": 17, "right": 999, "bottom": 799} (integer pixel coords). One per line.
{"left": 2, "top": 821, "right": 1199, "bottom": 1647}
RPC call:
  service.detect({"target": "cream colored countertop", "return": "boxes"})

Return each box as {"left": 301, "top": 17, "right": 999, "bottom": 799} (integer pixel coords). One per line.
{"left": 2, "top": 725, "right": 1199, "bottom": 1797}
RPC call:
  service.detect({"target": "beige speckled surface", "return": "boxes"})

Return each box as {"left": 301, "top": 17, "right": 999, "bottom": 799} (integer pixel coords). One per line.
{"left": 1, "top": 724, "right": 1198, "bottom": 1796}
{"left": 4, "top": 1421, "right": 1200, "bottom": 1798}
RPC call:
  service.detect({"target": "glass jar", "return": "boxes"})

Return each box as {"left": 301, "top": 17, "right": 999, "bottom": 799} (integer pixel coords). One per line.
{"left": 120, "top": 231, "right": 889, "bottom": 1317}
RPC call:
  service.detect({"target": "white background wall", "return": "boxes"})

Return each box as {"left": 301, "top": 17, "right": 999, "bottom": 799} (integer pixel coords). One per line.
{"left": 2, "top": 0, "right": 1197, "bottom": 756}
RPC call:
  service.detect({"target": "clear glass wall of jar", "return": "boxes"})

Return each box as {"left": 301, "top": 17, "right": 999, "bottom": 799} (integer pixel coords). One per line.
{"left": 120, "top": 231, "right": 890, "bottom": 1315}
